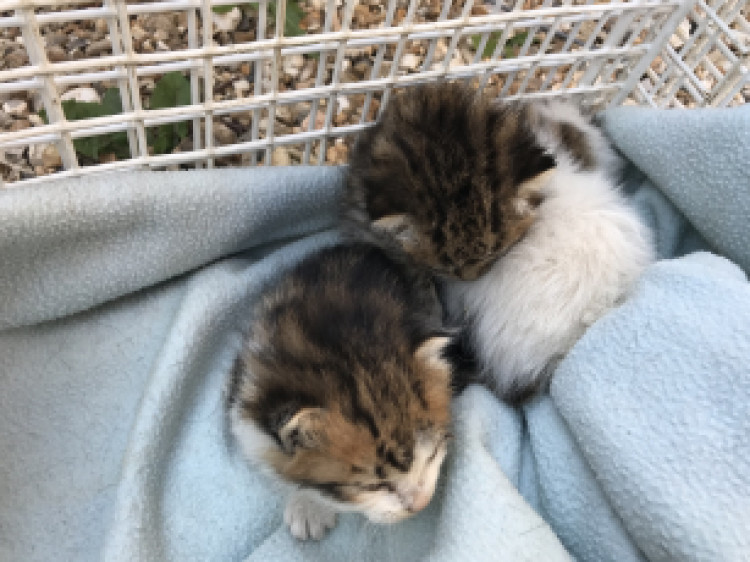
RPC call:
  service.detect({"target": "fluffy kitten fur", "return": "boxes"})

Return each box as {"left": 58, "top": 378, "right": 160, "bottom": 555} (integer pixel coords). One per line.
{"left": 344, "top": 82, "right": 616, "bottom": 281}
{"left": 444, "top": 167, "right": 654, "bottom": 401}
{"left": 344, "top": 82, "right": 654, "bottom": 402}
{"left": 228, "top": 244, "right": 454, "bottom": 540}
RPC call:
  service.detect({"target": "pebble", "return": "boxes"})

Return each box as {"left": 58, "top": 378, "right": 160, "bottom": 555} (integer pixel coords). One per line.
{"left": 299, "top": 61, "right": 316, "bottom": 83}
{"left": 271, "top": 120, "right": 292, "bottom": 135}
{"left": 213, "top": 7, "right": 241, "bottom": 32}
{"left": 47, "top": 46, "right": 68, "bottom": 62}
{"left": 435, "top": 40, "right": 448, "bottom": 59}
{"left": 141, "top": 78, "right": 156, "bottom": 94}
{"left": 234, "top": 79, "right": 251, "bottom": 95}
{"left": 67, "top": 37, "right": 88, "bottom": 53}
{"left": 352, "top": 60, "right": 370, "bottom": 79}
{"left": 5, "top": 50, "right": 28, "bottom": 68}
{"left": 2, "top": 147, "right": 25, "bottom": 162}
{"left": 400, "top": 53, "right": 420, "bottom": 71}
{"left": 275, "top": 105, "right": 295, "bottom": 125}
{"left": 366, "top": 98, "right": 380, "bottom": 121}
{"left": 291, "top": 102, "right": 309, "bottom": 124}
{"left": 283, "top": 55, "right": 305, "bottom": 79}
{"left": 336, "top": 96, "right": 351, "bottom": 112}
{"left": 354, "top": 4, "right": 375, "bottom": 26}
{"left": 29, "top": 143, "right": 62, "bottom": 168}
{"left": 61, "top": 87, "right": 101, "bottom": 104}
{"left": 44, "top": 32, "right": 68, "bottom": 47}
{"left": 334, "top": 111, "right": 348, "bottom": 126}
{"left": 670, "top": 21, "right": 690, "bottom": 49}
{"left": 3, "top": 99, "right": 27, "bottom": 116}
{"left": 326, "top": 139, "right": 348, "bottom": 164}
{"left": 286, "top": 146, "right": 303, "bottom": 164}
{"left": 448, "top": 51, "right": 463, "bottom": 69}
{"left": 302, "top": 11, "right": 322, "bottom": 32}
{"left": 271, "top": 146, "right": 291, "bottom": 166}
{"left": 301, "top": 111, "right": 326, "bottom": 130}
{"left": 9, "top": 119, "right": 30, "bottom": 131}
{"left": 153, "top": 29, "right": 169, "bottom": 43}
{"left": 43, "top": 145, "right": 62, "bottom": 168}
{"left": 234, "top": 31, "right": 255, "bottom": 43}
{"left": 131, "top": 26, "right": 147, "bottom": 42}
{"left": 257, "top": 117, "right": 269, "bottom": 135}
{"left": 143, "top": 14, "right": 176, "bottom": 33}
{"left": 213, "top": 121, "right": 237, "bottom": 145}
{"left": 87, "top": 39, "right": 112, "bottom": 56}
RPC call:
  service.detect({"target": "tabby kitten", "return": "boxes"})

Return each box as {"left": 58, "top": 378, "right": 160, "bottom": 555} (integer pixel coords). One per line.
{"left": 344, "top": 82, "right": 616, "bottom": 281}
{"left": 344, "top": 82, "right": 654, "bottom": 402}
{"left": 228, "top": 244, "right": 454, "bottom": 540}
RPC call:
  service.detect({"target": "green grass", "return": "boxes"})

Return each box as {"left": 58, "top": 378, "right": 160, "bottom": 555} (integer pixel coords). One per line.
{"left": 471, "top": 31, "right": 530, "bottom": 59}
{"left": 40, "top": 72, "right": 192, "bottom": 160}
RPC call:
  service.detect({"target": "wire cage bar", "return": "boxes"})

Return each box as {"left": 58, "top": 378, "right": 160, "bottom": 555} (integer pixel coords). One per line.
{"left": 0, "top": 0, "right": 747, "bottom": 187}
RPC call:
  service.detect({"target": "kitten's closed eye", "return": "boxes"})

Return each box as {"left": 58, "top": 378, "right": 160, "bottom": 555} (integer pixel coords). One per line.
{"left": 361, "top": 482, "right": 395, "bottom": 492}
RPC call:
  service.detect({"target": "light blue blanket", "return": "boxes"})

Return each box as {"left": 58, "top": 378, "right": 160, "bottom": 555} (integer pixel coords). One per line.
{"left": 1, "top": 106, "right": 748, "bottom": 562}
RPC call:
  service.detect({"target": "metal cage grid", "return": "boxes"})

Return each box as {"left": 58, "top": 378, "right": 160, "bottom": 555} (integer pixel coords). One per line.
{"left": 0, "top": 0, "right": 747, "bottom": 188}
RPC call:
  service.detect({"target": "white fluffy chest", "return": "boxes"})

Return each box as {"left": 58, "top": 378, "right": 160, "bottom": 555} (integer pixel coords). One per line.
{"left": 445, "top": 169, "right": 654, "bottom": 399}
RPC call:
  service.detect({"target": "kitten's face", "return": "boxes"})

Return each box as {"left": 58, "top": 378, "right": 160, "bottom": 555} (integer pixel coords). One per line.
{"left": 369, "top": 167, "right": 548, "bottom": 281}
{"left": 235, "top": 335, "right": 453, "bottom": 523}
{"left": 270, "top": 419, "right": 450, "bottom": 523}
{"left": 345, "top": 83, "right": 554, "bottom": 281}
{"left": 370, "top": 212, "right": 521, "bottom": 281}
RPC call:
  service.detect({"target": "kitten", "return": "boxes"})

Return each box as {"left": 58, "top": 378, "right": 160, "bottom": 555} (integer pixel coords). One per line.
{"left": 344, "top": 82, "right": 654, "bottom": 402}
{"left": 444, "top": 167, "right": 654, "bottom": 401}
{"left": 343, "top": 82, "right": 616, "bottom": 281}
{"left": 227, "top": 244, "right": 454, "bottom": 540}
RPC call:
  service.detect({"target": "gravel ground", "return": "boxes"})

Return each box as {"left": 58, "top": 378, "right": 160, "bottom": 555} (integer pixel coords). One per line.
{"left": 1, "top": 1, "right": 748, "bottom": 185}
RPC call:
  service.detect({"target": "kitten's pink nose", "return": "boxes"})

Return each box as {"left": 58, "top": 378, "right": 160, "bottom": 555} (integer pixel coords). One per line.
{"left": 404, "top": 487, "right": 433, "bottom": 513}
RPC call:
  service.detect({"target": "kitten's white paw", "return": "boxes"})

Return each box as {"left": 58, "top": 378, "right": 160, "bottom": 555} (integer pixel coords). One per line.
{"left": 284, "top": 491, "right": 337, "bottom": 540}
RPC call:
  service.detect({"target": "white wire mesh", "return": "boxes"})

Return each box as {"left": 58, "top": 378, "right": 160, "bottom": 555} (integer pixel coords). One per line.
{"left": 0, "top": 0, "right": 747, "bottom": 187}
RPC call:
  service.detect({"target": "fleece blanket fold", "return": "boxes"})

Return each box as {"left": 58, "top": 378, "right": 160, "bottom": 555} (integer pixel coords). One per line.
{"left": 1, "top": 106, "right": 748, "bottom": 562}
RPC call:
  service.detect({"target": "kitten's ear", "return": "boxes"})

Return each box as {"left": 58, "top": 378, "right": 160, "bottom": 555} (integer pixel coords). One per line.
{"left": 277, "top": 407, "right": 327, "bottom": 454}
{"left": 372, "top": 214, "right": 420, "bottom": 252}
{"left": 414, "top": 336, "right": 452, "bottom": 375}
{"left": 501, "top": 167, "right": 556, "bottom": 253}
{"left": 511, "top": 167, "right": 556, "bottom": 215}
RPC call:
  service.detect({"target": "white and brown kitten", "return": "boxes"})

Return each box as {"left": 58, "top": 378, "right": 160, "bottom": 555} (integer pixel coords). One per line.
{"left": 344, "top": 83, "right": 654, "bottom": 402}
{"left": 444, "top": 166, "right": 654, "bottom": 400}
{"left": 228, "top": 244, "right": 455, "bottom": 540}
